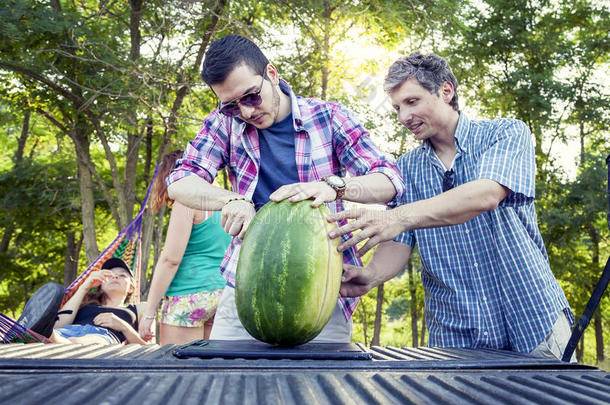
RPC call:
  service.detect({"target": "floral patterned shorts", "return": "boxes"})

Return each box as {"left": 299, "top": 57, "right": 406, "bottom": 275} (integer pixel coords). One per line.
{"left": 160, "top": 289, "right": 223, "bottom": 327}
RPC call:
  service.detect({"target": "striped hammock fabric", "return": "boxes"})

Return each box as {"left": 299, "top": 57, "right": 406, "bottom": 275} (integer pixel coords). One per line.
{"left": 0, "top": 312, "right": 51, "bottom": 344}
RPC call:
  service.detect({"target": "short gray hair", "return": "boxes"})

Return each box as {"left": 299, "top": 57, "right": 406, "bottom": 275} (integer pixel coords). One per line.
{"left": 384, "top": 51, "right": 460, "bottom": 111}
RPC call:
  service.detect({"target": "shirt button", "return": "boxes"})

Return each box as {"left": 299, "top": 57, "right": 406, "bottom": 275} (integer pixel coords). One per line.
{"left": 482, "top": 296, "right": 487, "bottom": 301}
{"left": 474, "top": 263, "right": 478, "bottom": 268}
{"left": 483, "top": 331, "right": 488, "bottom": 336}
{"left": 465, "top": 230, "right": 470, "bottom": 234}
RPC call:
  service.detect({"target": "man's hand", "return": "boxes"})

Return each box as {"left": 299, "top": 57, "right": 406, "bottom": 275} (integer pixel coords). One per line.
{"left": 221, "top": 199, "right": 256, "bottom": 239}
{"left": 340, "top": 264, "right": 378, "bottom": 297}
{"left": 269, "top": 181, "right": 336, "bottom": 207}
{"left": 327, "top": 208, "right": 405, "bottom": 256}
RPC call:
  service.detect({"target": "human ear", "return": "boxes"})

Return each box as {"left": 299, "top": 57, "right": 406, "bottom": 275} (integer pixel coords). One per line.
{"left": 266, "top": 64, "right": 280, "bottom": 85}
{"left": 441, "top": 81, "right": 454, "bottom": 104}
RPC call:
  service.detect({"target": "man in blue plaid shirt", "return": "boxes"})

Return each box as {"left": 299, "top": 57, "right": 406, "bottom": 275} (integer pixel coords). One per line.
{"left": 328, "top": 51, "right": 574, "bottom": 360}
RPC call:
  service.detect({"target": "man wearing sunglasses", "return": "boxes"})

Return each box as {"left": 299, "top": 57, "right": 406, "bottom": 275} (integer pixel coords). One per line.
{"left": 167, "top": 34, "right": 404, "bottom": 342}
{"left": 327, "top": 52, "right": 573, "bottom": 360}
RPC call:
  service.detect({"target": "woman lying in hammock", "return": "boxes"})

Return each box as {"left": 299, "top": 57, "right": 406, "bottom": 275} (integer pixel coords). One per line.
{"left": 20, "top": 258, "right": 148, "bottom": 345}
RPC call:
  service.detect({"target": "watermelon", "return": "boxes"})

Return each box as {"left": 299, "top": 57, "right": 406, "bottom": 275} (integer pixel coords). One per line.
{"left": 235, "top": 199, "right": 343, "bottom": 346}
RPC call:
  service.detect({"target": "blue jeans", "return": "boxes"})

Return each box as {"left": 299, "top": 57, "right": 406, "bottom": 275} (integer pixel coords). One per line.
{"left": 55, "top": 324, "right": 119, "bottom": 344}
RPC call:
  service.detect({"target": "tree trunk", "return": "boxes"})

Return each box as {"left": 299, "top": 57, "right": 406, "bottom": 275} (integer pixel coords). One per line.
{"left": 143, "top": 117, "right": 153, "bottom": 187}
{"left": 321, "top": 0, "right": 332, "bottom": 100}
{"left": 420, "top": 312, "right": 426, "bottom": 347}
{"left": 63, "top": 231, "right": 81, "bottom": 287}
{"left": 139, "top": 207, "right": 155, "bottom": 299}
{"left": 408, "top": 259, "right": 418, "bottom": 347}
{"left": 576, "top": 331, "right": 584, "bottom": 363}
{"left": 124, "top": 129, "right": 141, "bottom": 221}
{"left": 73, "top": 124, "right": 100, "bottom": 263}
{"left": 1, "top": 109, "right": 31, "bottom": 254}
{"left": 360, "top": 300, "right": 368, "bottom": 346}
{"left": 123, "top": 0, "right": 144, "bottom": 222}
{"left": 16, "top": 108, "right": 30, "bottom": 162}
{"left": 371, "top": 283, "right": 384, "bottom": 346}
{"left": 592, "top": 299, "right": 604, "bottom": 365}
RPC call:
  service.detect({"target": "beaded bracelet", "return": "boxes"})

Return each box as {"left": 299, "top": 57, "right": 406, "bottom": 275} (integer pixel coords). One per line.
{"left": 225, "top": 197, "right": 255, "bottom": 208}
{"left": 143, "top": 314, "right": 156, "bottom": 320}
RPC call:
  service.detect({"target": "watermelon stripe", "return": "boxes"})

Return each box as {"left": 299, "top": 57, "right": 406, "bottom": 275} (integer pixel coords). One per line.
{"left": 236, "top": 200, "right": 342, "bottom": 346}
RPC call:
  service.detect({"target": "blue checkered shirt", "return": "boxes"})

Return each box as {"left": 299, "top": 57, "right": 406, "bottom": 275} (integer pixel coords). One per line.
{"left": 394, "top": 112, "right": 573, "bottom": 353}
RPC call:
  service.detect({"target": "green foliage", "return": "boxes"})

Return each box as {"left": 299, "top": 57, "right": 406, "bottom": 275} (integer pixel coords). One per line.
{"left": 0, "top": 0, "right": 607, "bottom": 364}
{"left": 0, "top": 158, "right": 81, "bottom": 313}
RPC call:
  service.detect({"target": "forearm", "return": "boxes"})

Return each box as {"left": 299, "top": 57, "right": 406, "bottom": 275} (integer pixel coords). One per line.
{"left": 121, "top": 324, "right": 147, "bottom": 345}
{"left": 143, "top": 258, "right": 180, "bottom": 317}
{"left": 368, "top": 241, "right": 412, "bottom": 286}
{"left": 54, "top": 287, "right": 87, "bottom": 328}
{"left": 343, "top": 173, "right": 397, "bottom": 204}
{"left": 395, "top": 179, "right": 508, "bottom": 230}
{"left": 168, "top": 175, "right": 240, "bottom": 211}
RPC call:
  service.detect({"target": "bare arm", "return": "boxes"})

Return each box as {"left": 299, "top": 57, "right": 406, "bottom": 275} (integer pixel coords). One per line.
{"left": 139, "top": 203, "right": 195, "bottom": 340}
{"left": 270, "top": 172, "right": 398, "bottom": 207}
{"left": 167, "top": 175, "right": 237, "bottom": 211}
{"left": 343, "top": 172, "right": 397, "bottom": 204}
{"left": 340, "top": 241, "right": 412, "bottom": 297}
{"left": 330, "top": 179, "right": 509, "bottom": 255}
{"left": 168, "top": 175, "right": 255, "bottom": 239}
{"left": 396, "top": 179, "right": 508, "bottom": 228}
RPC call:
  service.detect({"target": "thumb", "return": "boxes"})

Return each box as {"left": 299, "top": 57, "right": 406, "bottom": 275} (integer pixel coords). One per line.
{"left": 341, "top": 263, "right": 361, "bottom": 282}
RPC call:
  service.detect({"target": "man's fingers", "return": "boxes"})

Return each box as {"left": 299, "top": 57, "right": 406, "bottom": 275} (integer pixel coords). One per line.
{"left": 311, "top": 194, "right": 326, "bottom": 207}
{"left": 288, "top": 191, "right": 313, "bottom": 203}
{"left": 327, "top": 209, "right": 362, "bottom": 223}
{"left": 355, "top": 236, "right": 380, "bottom": 257}
{"left": 227, "top": 220, "right": 243, "bottom": 237}
{"left": 341, "top": 264, "right": 360, "bottom": 282}
{"left": 269, "top": 184, "right": 295, "bottom": 201}
{"left": 238, "top": 217, "right": 252, "bottom": 240}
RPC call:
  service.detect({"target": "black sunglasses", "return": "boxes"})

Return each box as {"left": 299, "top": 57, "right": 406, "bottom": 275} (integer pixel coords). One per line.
{"left": 218, "top": 74, "right": 265, "bottom": 117}
{"left": 442, "top": 169, "right": 455, "bottom": 192}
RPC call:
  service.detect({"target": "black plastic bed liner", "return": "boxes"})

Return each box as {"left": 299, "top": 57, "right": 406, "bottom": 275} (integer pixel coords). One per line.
{"left": 1, "top": 341, "right": 608, "bottom": 404}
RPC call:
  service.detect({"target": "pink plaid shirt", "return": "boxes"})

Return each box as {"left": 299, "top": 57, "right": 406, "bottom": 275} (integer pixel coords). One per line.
{"left": 168, "top": 80, "right": 404, "bottom": 320}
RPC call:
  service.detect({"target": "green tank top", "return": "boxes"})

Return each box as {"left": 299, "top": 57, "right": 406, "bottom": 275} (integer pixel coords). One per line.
{"left": 165, "top": 211, "right": 231, "bottom": 296}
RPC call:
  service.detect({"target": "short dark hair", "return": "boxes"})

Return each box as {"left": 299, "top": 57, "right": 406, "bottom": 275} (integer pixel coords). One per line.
{"left": 201, "top": 34, "right": 269, "bottom": 85}
{"left": 384, "top": 51, "right": 460, "bottom": 111}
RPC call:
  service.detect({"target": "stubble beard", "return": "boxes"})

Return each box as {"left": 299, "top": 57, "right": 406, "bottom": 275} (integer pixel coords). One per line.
{"left": 271, "top": 84, "right": 281, "bottom": 124}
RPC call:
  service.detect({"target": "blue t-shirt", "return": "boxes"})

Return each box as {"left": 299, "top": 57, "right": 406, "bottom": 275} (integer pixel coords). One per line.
{"left": 252, "top": 113, "right": 300, "bottom": 210}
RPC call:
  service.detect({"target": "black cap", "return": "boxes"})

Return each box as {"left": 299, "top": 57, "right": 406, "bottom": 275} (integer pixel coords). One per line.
{"left": 101, "top": 257, "right": 133, "bottom": 277}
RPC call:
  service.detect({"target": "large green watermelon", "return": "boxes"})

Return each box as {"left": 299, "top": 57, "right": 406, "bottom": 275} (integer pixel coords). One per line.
{"left": 235, "top": 199, "right": 343, "bottom": 346}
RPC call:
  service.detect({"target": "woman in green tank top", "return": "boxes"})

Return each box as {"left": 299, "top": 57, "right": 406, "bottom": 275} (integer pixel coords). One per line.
{"left": 139, "top": 151, "right": 231, "bottom": 344}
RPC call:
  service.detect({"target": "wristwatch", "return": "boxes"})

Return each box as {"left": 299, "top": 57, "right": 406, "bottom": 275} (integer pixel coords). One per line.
{"left": 321, "top": 175, "right": 346, "bottom": 200}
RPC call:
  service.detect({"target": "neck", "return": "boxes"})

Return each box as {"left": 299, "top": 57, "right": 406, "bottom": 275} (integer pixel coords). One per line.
{"left": 275, "top": 88, "right": 292, "bottom": 123}
{"left": 103, "top": 293, "right": 127, "bottom": 307}
{"left": 430, "top": 109, "right": 460, "bottom": 159}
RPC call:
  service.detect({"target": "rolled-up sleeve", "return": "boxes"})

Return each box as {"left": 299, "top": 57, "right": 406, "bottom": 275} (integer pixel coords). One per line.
{"left": 167, "top": 111, "right": 230, "bottom": 186}
{"left": 477, "top": 119, "right": 535, "bottom": 206}
{"left": 331, "top": 104, "right": 405, "bottom": 205}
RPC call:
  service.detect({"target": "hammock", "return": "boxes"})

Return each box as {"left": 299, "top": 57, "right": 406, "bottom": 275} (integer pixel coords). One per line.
{"left": 1, "top": 167, "right": 157, "bottom": 344}
{"left": 0, "top": 312, "right": 52, "bottom": 344}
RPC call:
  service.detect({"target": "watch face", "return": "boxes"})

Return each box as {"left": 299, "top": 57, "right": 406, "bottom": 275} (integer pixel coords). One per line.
{"left": 326, "top": 175, "right": 345, "bottom": 188}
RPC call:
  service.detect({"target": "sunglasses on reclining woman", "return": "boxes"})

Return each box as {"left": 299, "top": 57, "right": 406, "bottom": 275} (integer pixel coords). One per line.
{"left": 218, "top": 73, "right": 266, "bottom": 117}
